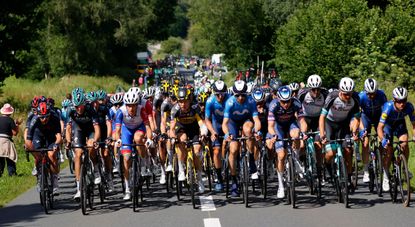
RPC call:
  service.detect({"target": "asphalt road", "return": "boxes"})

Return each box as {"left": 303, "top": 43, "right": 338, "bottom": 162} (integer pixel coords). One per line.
{"left": 1, "top": 167, "right": 414, "bottom": 227}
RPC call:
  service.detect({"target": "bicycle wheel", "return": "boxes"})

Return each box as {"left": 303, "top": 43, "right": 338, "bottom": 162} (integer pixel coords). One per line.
{"left": 40, "top": 164, "right": 50, "bottom": 214}
{"left": 97, "top": 162, "right": 105, "bottom": 203}
{"left": 174, "top": 154, "right": 181, "bottom": 201}
{"left": 351, "top": 143, "right": 359, "bottom": 192}
{"left": 224, "top": 154, "right": 230, "bottom": 198}
{"left": 261, "top": 152, "right": 268, "bottom": 199}
{"left": 132, "top": 158, "right": 139, "bottom": 212}
{"left": 80, "top": 163, "right": 88, "bottom": 215}
{"left": 48, "top": 171, "right": 54, "bottom": 209}
{"left": 242, "top": 154, "right": 249, "bottom": 207}
{"left": 397, "top": 154, "right": 411, "bottom": 207}
{"left": 375, "top": 148, "right": 383, "bottom": 197}
{"left": 187, "top": 158, "right": 196, "bottom": 209}
{"left": 205, "top": 147, "right": 213, "bottom": 192}
{"left": 368, "top": 152, "right": 375, "bottom": 193}
{"left": 67, "top": 149, "right": 74, "bottom": 174}
{"left": 339, "top": 155, "right": 349, "bottom": 208}
{"left": 288, "top": 155, "right": 296, "bottom": 208}
{"left": 87, "top": 161, "right": 95, "bottom": 210}
{"left": 305, "top": 150, "right": 314, "bottom": 195}
{"left": 119, "top": 155, "right": 126, "bottom": 193}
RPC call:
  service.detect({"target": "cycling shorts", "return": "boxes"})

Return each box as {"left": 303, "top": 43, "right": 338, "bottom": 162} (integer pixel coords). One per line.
{"left": 120, "top": 123, "right": 146, "bottom": 155}
{"left": 267, "top": 121, "right": 299, "bottom": 152}
{"left": 304, "top": 116, "right": 320, "bottom": 132}
{"left": 359, "top": 112, "right": 380, "bottom": 136}
{"left": 383, "top": 120, "right": 407, "bottom": 143}
{"left": 212, "top": 119, "right": 224, "bottom": 147}
{"left": 32, "top": 128, "right": 57, "bottom": 151}
{"left": 227, "top": 118, "right": 253, "bottom": 141}
{"left": 72, "top": 121, "right": 95, "bottom": 148}
{"left": 324, "top": 119, "right": 351, "bottom": 152}
{"left": 175, "top": 122, "right": 200, "bottom": 145}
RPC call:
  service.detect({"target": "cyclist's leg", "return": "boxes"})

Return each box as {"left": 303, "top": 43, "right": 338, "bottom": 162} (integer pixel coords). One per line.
{"left": 396, "top": 122, "right": 409, "bottom": 161}
{"left": 133, "top": 124, "right": 150, "bottom": 175}
{"left": 228, "top": 119, "right": 240, "bottom": 177}
{"left": 360, "top": 113, "right": 370, "bottom": 176}
{"left": 342, "top": 119, "right": 354, "bottom": 175}
{"left": 243, "top": 120, "right": 258, "bottom": 176}
{"left": 324, "top": 120, "right": 338, "bottom": 163}
{"left": 274, "top": 123, "right": 287, "bottom": 197}
{"left": 121, "top": 125, "right": 134, "bottom": 194}
{"left": 71, "top": 123, "right": 86, "bottom": 197}
{"left": 176, "top": 125, "right": 188, "bottom": 181}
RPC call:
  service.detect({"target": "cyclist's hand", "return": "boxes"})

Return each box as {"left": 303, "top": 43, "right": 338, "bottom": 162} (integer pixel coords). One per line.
{"left": 93, "top": 141, "right": 99, "bottom": 149}
{"left": 115, "top": 139, "right": 122, "bottom": 147}
{"left": 65, "top": 141, "right": 71, "bottom": 150}
{"left": 224, "top": 133, "right": 232, "bottom": 142}
{"left": 352, "top": 132, "right": 359, "bottom": 141}
{"left": 145, "top": 138, "right": 154, "bottom": 148}
{"left": 255, "top": 131, "right": 262, "bottom": 141}
{"left": 359, "top": 130, "right": 367, "bottom": 139}
{"left": 381, "top": 138, "right": 389, "bottom": 148}
{"left": 211, "top": 133, "right": 218, "bottom": 142}
{"left": 105, "top": 137, "right": 113, "bottom": 145}
{"left": 301, "top": 132, "right": 308, "bottom": 141}
{"left": 52, "top": 143, "right": 59, "bottom": 152}
{"left": 320, "top": 135, "right": 327, "bottom": 144}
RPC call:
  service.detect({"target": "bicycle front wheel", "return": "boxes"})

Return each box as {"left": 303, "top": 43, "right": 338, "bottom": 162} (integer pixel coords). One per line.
{"left": 243, "top": 155, "right": 249, "bottom": 207}
{"left": 132, "top": 158, "right": 139, "bottom": 212}
{"left": 80, "top": 163, "right": 88, "bottom": 215}
{"left": 187, "top": 159, "right": 196, "bottom": 209}
{"left": 339, "top": 155, "right": 349, "bottom": 208}
{"left": 375, "top": 148, "right": 383, "bottom": 197}
{"left": 287, "top": 155, "right": 296, "bottom": 208}
{"left": 398, "top": 154, "right": 411, "bottom": 207}
{"left": 40, "top": 164, "right": 50, "bottom": 214}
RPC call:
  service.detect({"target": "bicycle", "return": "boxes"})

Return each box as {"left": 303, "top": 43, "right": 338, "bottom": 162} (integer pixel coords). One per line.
{"left": 388, "top": 140, "right": 413, "bottom": 207}
{"left": 366, "top": 134, "right": 383, "bottom": 196}
{"left": 257, "top": 139, "right": 271, "bottom": 199}
{"left": 27, "top": 148, "right": 55, "bottom": 214}
{"left": 303, "top": 131, "right": 322, "bottom": 199}
{"left": 201, "top": 136, "right": 214, "bottom": 192}
{"left": 116, "top": 143, "right": 145, "bottom": 212}
{"left": 325, "top": 138, "right": 351, "bottom": 208}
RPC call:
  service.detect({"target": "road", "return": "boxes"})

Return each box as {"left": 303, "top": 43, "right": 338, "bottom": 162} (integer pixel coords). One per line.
{"left": 1, "top": 167, "right": 414, "bottom": 227}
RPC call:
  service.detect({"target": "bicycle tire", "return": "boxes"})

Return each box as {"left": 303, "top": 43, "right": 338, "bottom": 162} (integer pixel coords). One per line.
{"left": 224, "top": 154, "right": 230, "bottom": 198}
{"left": 48, "top": 172, "right": 54, "bottom": 209}
{"left": 375, "top": 148, "right": 383, "bottom": 197}
{"left": 306, "top": 151, "right": 314, "bottom": 195}
{"left": 288, "top": 155, "right": 296, "bottom": 208}
{"left": 351, "top": 143, "right": 359, "bottom": 192}
{"left": 41, "top": 164, "right": 49, "bottom": 214}
{"left": 67, "top": 149, "right": 74, "bottom": 174}
{"left": 132, "top": 158, "right": 139, "bottom": 212}
{"left": 205, "top": 147, "right": 213, "bottom": 192}
{"left": 187, "top": 158, "right": 196, "bottom": 209}
{"left": 174, "top": 154, "right": 181, "bottom": 201}
{"left": 87, "top": 161, "right": 94, "bottom": 211}
{"left": 97, "top": 162, "right": 105, "bottom": 203}
{"left": 369, "top": 151, "right": 375, "bottom": 193}
{"left": 398, "top": 154, "right": 411, "bottom": 207}
{"left": 119, "top": 155, "right": 126, "bottom": 193}
{"left": 339, "top": 155, "right": 349, "bottom": 208}
{"left": 243, "top": 155, "right": 249, "bottom": 207}
{"left": 262, "top": 152, "right": 268, "bottom": 199}
{"left": 80, "top": 163, "right": 88, "bottom": 215}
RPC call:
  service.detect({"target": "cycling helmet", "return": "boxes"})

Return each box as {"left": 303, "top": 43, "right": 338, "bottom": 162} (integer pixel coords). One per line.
{"left": 86, "top": 91, "right": 99, "bottom": 102}
{"left": 72, "top": 92, "right": 86, "bottom": 106}
{"left": 307, "top": 74, "right": 322, "bottom": 88}
{"left": 146, "top": 86, "right": 156, "bottom": 97}
{"left": 72, "top": 87, "right": 84, "bottom": 97}
{"left": 197, "top": 92, "right": 209, "bottom": 104}
{"left": 392, "top": 87, "right": 408, "bottom": 100}
{"left": 270, "top": 80, "right": 281, "bottom": 92}
{"left": 96, "top": 89, "right": 107, "bottom": 100}
{"left": 177, "top": 87, "right": 191, "bottom": 101}
{"left": 170, "top": 84, "right": 179, "bottom": 97}
{"left": 364, "top": 78, "right": 378, "bottom": 93}
{"left": 252, "top": 88, "right": 265, "bottom": 102}
{"left": 338, "top": 77, "right": 355, "bottom": 92}
{"left": 289, "top": 82, "right": 300, "bottom": 91}
{"left": 128, "top": 87, "right": 141, "bottom": 95}
{"left": 186, "top": 84, "right": 195, "bottom": 95}
{"left": 46, "top": 98, "right": 55, "bottom": 108}
{"left": 124, "top": 90, "right": 140, "bottom": 104}
{"left": 232, "top": 80, "right": 247, "bottom": 94}
{"left": 61, "top": 99, "right": 72, "bottom": 108}
{"left": 37, "top": 102, "right": 50, "bottom": 117}
{"left": 31, "top": 96, "right": 42, "bottom": 108}
{"left": 110, "top": 93, "right": 124, "bottom": 104}
{"left": 247, "top": 81, "right": 255, "bottom": 94}
{"left": 213, "top": 80, "right": 227, "bottom": 93}
{"left": 161, "top": 81, "right": 170, "bottom": 94}
{"left": 227, "top": 87, "right": 233, "bottom": 95}
{"left": 277, "top": 86, "right": 292, "bottom": 101}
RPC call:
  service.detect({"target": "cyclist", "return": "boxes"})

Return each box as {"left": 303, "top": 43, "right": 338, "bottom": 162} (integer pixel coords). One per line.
{"left": 222, "top": 80, "right": 262, "bottom": 197}
{"left": 158, "top": 85, "right": 178, "bottom": 184}
{"left": 197, "top": 91, "right": 209, "bottom": 120}
{"left": 205, "top": 80, "right": 230, "bottom": 192}
{"left": 109, "top": 93, "right": 123, "bottom": 174}
{"left": 298, "top": 75, "right": 327, "bottom": 177}
{"left": 358, "top": 78, "right": 387, "bottom": 183}
{"left": 114, "top": 88, "right": 153, "bottom": 200}
{"left": 25, "top": 101, "right": 62, "bottom": 194}
{"left": 65, "top": 89, "right": 101, "bottom": 199}
{"left": 170, "top": 87, "right": 208, "bottom": 193}
{"left": 266, "top": 86, "right": 304, "bottom": 199}
{"left": 319, "top": 77, "right": 360, "bottom": 189}
{"left": 377, "top": 87, "right": 415, "bottom": 192}
{"left": 289, "top": 82, "right": 300, "bottom": 98}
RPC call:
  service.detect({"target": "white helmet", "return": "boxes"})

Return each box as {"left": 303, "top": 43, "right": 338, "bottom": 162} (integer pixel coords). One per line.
{"left": 124, "top": 90, "right": 140, "bottom": 104}
{"left": 307, "top": 74, "right": 322, "bottom": 88}
{"left": 289, "top": 82, "right": 300, "bottom": 91}
{"left": 247, "top": 81, "right": 255, "bottom": 94}
{"left": 110, "top": 93, "right": 124, "bottom": 104}
{"left": 392, "top": 87, "right": 408, "bottom": 100}
{"left": 364, "top": 78, "right": 377, "bottom": 93}
{"left": 128, "top": 87, "right": 141, "bottom": 95}
{"left": 338, "top": 77, "right": 355, "bottom": 92}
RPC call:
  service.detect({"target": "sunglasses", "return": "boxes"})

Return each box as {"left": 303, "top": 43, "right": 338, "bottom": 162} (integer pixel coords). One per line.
{"left": 235, "top": 94, "right": 246, "bottom": 98}
{"left": 311, "top": 88, "right": 320, "bottom": 92}
{"left": 215, "top": 92, "right": 226, "bottom": 97}
{"left": 39, "top": 115, "right": 49, "bottom": 120}
{"left": 395, "top": 99, "right": 407, "bottom": 104}
{"left": 280, "top": 100, "right": 291, "bottom": 104}
{"left": 342, "top": 92, "right": 352, "bottom": 97}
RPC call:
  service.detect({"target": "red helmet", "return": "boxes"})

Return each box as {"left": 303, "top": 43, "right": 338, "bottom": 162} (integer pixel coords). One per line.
{"left": 37, "top": 102, "right": 50, "bottom": 117}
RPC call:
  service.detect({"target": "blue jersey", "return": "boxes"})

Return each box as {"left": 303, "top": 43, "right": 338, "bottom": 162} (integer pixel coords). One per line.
{"left": 109, "top": 106, "right": 118, "bottom": 131}
{"left": 359, "top": 90, "right": 387, "bottom": 119}
{"left": 379, "top": 101, "right": 415, "bottom": 125}
{"left": 60, "top": 108, "right": 70, "bottom": 126}
{"left": 205, "top": 94, "right": 230, "bottom": 124}
{"left": 223, "top": 95, "right": 258, "bottom": 122}
{"left": 268, "top": 98, "right": 303, "bottom": 125}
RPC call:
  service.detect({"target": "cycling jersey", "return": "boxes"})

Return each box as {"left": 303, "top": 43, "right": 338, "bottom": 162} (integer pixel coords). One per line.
{"left": 379, "top": 101, "right": 415, "bottom": 125}
{"left": 161, "top": 99, "right": 173, "bottom": 121}
{"left": 321, "top": 90, "right": 360, "bottom": 122}
{"left": 109, "top": 106, "right": 118, "bottom": 133}
{"left": 95, "top": 104, "right": 111, "bottom": 126}
{"left": 27, "top": 114, "right": 61, "bottom": 149}
{"left": 268, "top": 98, "right": 303, "bottom": 125}
{"left": 359, "top": 90, "right": 387, "bottom": 120}
{"left": 115, "top": 104, "right": 149, "bottom": 130}
{"left": 170, "top": 103, "right": 202, "bottom": 125}
{"left": 153, "top": 93, "right": 164, "bottom": 128}
{"left": 223, "top": 95, "right": 258, "bottom": 122}
{"left": 68, "top": 104, "right": 99, "bottom": 147}
{"left": 205, "top": 94, "right": 230, "bottom": 128}
{"left": 25, "top": 111, "right": 36, "bottom": 129}
{"left": 60, "top": 107, "right": 71, "bottom": 127}
{"left": 298, "top": 88, "right": 327, "bottom": 118}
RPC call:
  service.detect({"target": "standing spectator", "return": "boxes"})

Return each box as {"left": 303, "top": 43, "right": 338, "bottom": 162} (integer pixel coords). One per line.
{"left": 0, "top": 103, "right": 20, "bottom": 177}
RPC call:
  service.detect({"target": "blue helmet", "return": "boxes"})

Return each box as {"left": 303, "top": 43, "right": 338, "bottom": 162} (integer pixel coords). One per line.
{"left": 277, "top": 86, "right": 292, "bottom": 101}
{"left": 252, "top": 88, "right": 265, "bottom": 102}
{"left": 72, "top": 92, "right": 86, "bottom": 106}
{"left": 96, "top": 89, "right": 107, "bottom": 100}
{"left": 86, "top": 91, "right": 99, "bottom": 102}
{"left": 61, "top": 99, "right": 72, "bottom": 108}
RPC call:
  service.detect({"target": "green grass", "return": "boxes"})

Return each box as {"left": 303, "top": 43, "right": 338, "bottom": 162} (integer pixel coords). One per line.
{"left": 0, "top": 75, "right": 129, "bottom": 207}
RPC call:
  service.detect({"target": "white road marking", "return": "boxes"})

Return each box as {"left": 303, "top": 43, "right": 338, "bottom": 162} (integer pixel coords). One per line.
{"left": 204, "top": 218, "right": 222, "bottom": 227}
{"left": 199, "top": 195, "right": 216, "bottom": 211}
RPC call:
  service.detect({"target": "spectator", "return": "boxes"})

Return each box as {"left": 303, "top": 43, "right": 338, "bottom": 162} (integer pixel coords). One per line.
{"left": 0, "top": 103, "right": 20, "bottom": 177}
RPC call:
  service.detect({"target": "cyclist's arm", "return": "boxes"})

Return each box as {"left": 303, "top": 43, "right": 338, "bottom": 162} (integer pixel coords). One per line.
{"left": 268, "top": 120, "right": 276, "bottom": 136}
{"left": 160, "top": 112, "right": 167, "bottom": 134}
{"left": 377, "top": 122, "right": 385, "bottom": 141}
{"left": 253, "top": 115, "right": 261, "bottom": 134}
{"left": 169, "top": 119, "right": 177, "bottom": 138}
{"left": 319, "top": 112, "right": 326, "bottom": 138}
{"left": 93, "top": 124, "right": 101, "bottom": 142}
{"left": 222, "top": 117, "right": 229, "bottom": 135}
{"left": 299, "top": 117, "right": 307, "bottom": 134}
{"left": 60, "top": 119, "right": 64, "bottom": 136}
{"left": 205, "top": 117, "right": 216, "bottom": 135}
{"left": 65, "top": 122, "right": 72, "bottom": 143}
{"left": 106, "top": 120, "right": 112, "bottom": 137}
{"left": 55, "top": 132, "right": 63, "bottom": 145}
